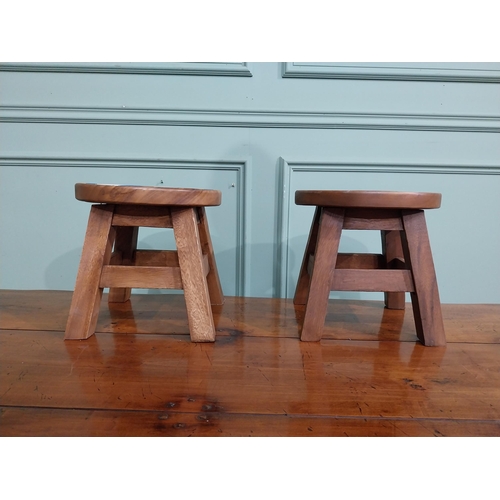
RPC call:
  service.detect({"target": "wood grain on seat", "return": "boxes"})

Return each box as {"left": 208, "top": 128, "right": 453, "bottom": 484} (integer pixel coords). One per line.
{"left": 75, "top": 183, "right": 222, "bottom": 206}
{"left": 295, "top": 190, "right": 441, "bottom": 210}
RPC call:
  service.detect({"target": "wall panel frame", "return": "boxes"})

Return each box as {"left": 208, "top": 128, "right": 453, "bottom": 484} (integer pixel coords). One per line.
{"left": 0, "top": 156, "right": 251, "bottom": 296}
{"left": 276, "top": 158, "right": 500, "bottom": 303}
{"left": 0, "top": 62, "right": 253, "bottom": 77}
{"left": 282, "top": 62, "right": 500, "bottom": 83}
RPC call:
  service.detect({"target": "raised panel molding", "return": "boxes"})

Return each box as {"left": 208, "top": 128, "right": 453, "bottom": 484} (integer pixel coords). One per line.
{"left": 0, "top": 62, "right": 253, "bottom": 77}
{"left": 1, "top": 106, "right": 499, "bottom": 132}
{"left": 0, "top": 156, "right": 251, "bottom": 296}
{"left": 282, "top": 62, "right": 500, "bottom": 83}
{"left": 275, "top": 158, "right": 500, "bottom": 298}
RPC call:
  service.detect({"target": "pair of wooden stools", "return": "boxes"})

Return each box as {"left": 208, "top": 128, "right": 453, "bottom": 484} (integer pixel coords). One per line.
{"left": 65, "top": 184, "right": 446, "bottom": 346}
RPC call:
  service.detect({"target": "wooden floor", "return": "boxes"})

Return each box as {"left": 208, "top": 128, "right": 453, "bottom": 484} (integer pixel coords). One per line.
{"left": 1, "top": 290, "right": 500, "bottom": 436}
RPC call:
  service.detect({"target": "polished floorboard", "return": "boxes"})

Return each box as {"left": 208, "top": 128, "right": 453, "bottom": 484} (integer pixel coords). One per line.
{"left": 1, "top": 290, "right": 500, "bottom": 436}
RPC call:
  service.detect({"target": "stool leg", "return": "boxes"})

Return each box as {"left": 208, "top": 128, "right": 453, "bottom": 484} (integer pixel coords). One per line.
{"left": 65, "top": 205, "right": 115, "bottom": 340}
{"left": 401, "top": 210, "right": 446, "bottom": 346}
{"left": 172, "top": 207, "right": 216, "bottom": 342}
{"left": 381, "top": 230, "right": 406, "bottom": 310}
{"left": 108, "top": 226, "right": 139, "bottom": 303}
{"left": 301, "top": 207, "right": 344, "bottom": 342}
{"left": 294, "top": 207, "right": 321, "bottom": 305}
{"left": 196, "top": 207, "right": 224, "bottom": 305}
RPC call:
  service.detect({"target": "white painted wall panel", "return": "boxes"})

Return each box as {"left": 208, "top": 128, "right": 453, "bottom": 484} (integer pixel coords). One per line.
{"left": 0, "top": 62, "right": 498, "bottom": 303}
{"left": 278, "top": 161, "right": 500, "bottom": 303}
{"left": 0, "top": 163, "right": 243, "bottom": 295}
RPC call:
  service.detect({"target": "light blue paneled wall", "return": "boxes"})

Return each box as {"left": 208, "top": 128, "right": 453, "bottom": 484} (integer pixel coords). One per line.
{"left": 1, "top": 62, "right": 499, "bottom": 303}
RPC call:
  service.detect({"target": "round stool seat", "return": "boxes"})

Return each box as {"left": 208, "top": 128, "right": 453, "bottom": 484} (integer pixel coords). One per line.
{"left": 295, "top": 190, "right": 441, "bottom": 210}
{"left": 75, "top": 183, "right": 222, "bottom": 207}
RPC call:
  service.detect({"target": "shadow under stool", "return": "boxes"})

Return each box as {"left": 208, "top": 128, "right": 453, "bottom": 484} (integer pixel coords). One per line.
{"left": 293, "top": 190, "right": 446, "bottom": 346}
{"left": 64, "top": 183, "right": 224, "bottom": 343}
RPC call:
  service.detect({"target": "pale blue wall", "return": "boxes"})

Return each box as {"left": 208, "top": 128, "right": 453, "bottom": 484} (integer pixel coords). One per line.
{"left": 1, "top": 62, "right": 499, "bottom": 303}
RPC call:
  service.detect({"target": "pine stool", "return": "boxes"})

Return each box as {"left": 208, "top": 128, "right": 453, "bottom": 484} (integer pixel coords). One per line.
{"left": 294, "top": 190, "right": 445, "bottom": 346}
{"left": 65, "top": 183, "right": 224, "bottom": 343}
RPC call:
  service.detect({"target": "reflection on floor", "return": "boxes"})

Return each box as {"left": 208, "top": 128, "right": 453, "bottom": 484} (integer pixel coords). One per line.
{"left": 1, "top": 290, "right": 500, "bottom": 436}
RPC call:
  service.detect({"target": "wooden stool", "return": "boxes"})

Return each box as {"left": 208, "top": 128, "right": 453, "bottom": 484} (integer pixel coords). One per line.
{"left": 294, "top": 190, "right": 446, "bottom": 346}
{"left": 65, "top": 183, "right": 224, "bottom": 343}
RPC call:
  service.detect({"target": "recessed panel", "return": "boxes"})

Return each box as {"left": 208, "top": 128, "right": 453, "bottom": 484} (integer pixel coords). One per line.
{"left": 0, "top": 165, "right": 241, "bottom": 296}
{"left": 283, "top": 166, "right": 500, "bottom": 303}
